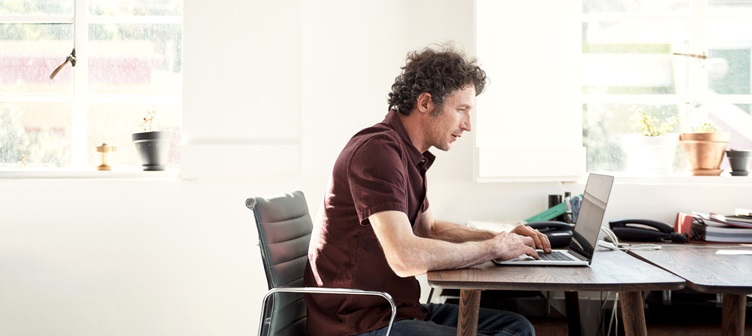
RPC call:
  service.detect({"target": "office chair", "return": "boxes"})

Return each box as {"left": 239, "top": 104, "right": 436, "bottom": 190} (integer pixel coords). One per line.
{"left": 246, "top": 190, "right": 396, "bottom": 336}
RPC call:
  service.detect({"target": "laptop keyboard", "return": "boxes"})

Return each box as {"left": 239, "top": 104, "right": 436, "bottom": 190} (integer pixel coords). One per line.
{"left": 538, "top": 250, "right": 571, "bottom": 261}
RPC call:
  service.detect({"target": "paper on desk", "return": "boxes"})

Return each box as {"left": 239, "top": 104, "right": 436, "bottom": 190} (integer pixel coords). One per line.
{"left": 467, "top": 220, "right": 522, "bottom": 233}
{"left": 716, "top": 250, "right": 752, "bottom": 255}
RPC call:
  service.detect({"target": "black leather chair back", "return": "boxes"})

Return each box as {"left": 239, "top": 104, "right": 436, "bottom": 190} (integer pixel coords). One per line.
{"left": 246, "top": 190, "right": 312, "bottom": 336}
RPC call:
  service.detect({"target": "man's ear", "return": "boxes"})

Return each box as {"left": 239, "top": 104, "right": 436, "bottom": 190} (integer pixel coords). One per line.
{"left": 416, "top": 92, "right": 434, "bottom": 115}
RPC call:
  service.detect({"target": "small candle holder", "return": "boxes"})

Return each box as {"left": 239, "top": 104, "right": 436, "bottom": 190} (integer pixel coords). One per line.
{"left": 96, "top": 143, "right": 116, "bottom": 171}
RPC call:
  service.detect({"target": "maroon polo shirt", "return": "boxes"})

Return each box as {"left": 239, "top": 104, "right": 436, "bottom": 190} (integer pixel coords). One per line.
{"left": 303, "top": 109, "right": 435, "bottom": 335}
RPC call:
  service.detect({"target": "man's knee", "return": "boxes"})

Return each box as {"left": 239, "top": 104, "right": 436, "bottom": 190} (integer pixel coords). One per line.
{"left": 477, "top": 308, "right": 535, "bottom": 336}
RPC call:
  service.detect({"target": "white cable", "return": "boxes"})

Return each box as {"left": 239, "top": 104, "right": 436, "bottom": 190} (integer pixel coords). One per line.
{"left": 607, "top": 292, "right": 620, "bottom": 336}
{"left": 599, "top": 228, "right": 662, "bottom": 251}
{"left": 599, "top": 291, "right": 612, "bottom": 336}
{"left": 621, "top": 244, "right": 662, "bottom": 251}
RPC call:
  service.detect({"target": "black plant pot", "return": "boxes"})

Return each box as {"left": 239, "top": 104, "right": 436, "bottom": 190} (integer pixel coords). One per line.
{"left": 132, "top": 131, "right": 172, "bottom": 171}
{"left": 726, "top": 149, "right": 752, "bottom": 176}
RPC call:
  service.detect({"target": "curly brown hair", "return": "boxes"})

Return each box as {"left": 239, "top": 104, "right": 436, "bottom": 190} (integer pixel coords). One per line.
{"left": 387, "top": 43, "right": 488, "bottom": 116}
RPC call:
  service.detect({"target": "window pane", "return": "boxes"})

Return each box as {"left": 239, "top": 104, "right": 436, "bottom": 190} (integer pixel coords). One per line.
{"left": 583, "top": 21, "right": 689, "bottom": 95}
{"left": 583, "top": 0, "right": 690, "bottom": 14}
{"left": 583, "top": 21, "right": 690, "bottom": 45}
{"left": 0, "top": 102, "right": 71, "bottom": 168}
{"left": 709, "top": 0, "right": 752, "bottom": 12}
{"left": 707, "top": 20, "right": 752, "bottom": 113}
{"left": 88, "top": 103, "right": 181, "bottom": 169}
{"left": 0, "top": 0, "right": 183, "bottom": 172}
{"left": 0, "top": 1, "right": 72, "bottom": 15}
{"left": 90, "top": 0, "right": 182, "bottom": 16}
{"left": 709, "top": 48, "right": 750, "bottom": 98}
{"left": 584, "top": 103, "right": 682, "bottom": 172}
{"left": 88, "top": 23, "right": 182, "bottom": 96}
{"left": 0, "top": 24, "right": 74, "bottom": 95}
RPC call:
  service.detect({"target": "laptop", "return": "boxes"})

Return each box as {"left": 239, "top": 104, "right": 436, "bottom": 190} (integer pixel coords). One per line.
{"left": 494, "top": 173, "right": 614, "bottom": 266}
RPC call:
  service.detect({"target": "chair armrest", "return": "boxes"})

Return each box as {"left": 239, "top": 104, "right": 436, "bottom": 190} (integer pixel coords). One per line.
{"left": 260, "top": 287, "right": 396, "bottom": 336}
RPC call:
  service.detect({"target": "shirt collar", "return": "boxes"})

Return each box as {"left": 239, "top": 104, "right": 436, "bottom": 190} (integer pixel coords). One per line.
{"left": 384, "top": 109, "right": 436, "bottom": 170}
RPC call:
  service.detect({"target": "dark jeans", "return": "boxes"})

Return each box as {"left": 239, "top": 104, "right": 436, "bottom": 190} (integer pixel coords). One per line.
{"left": 355, "top": 303, "right": 535, "bottom": 336}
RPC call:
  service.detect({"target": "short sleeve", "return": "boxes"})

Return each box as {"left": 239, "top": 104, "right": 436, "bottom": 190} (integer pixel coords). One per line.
{"left": 348, "top": 134, "right": 408, "bottom": 223}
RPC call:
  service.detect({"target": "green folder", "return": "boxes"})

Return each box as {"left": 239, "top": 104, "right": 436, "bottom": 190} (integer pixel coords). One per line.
{"left": 524, "top": 201, "right": 568, "bottom": 223}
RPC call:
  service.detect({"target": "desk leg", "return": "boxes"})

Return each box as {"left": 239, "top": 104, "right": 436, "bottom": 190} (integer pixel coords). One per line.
{"left": 618, "top": 291, "right": 647, "bottom": 336}
{"left": 721, "top": 293, "right": 746, "bottom": 336}
{"left": 564, "top": 291, "right": 582, "bottom": 336}
{"left": 457, "top": 289, "right": 481, "bottom": 336}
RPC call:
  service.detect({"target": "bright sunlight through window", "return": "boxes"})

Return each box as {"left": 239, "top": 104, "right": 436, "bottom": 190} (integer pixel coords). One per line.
{"left": 0, "top": 0, "right": 182, "bottom": 171}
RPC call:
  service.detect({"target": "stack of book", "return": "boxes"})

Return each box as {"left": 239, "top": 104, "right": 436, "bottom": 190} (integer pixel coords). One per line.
{"left": 691, "top": 209, "right": 752, "bottom": 243}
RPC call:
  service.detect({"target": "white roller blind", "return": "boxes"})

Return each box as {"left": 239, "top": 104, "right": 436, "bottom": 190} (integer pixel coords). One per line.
{"left": 475, "top": 0, "right": 585, "bottom": 181}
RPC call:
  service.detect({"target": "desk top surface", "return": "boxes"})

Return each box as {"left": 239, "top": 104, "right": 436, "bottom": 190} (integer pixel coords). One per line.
{"left": 427, "top": 249, "right": 684, "bottom": 292}
{"left": 629, "top": 245, "right": 752, "bottom": 294}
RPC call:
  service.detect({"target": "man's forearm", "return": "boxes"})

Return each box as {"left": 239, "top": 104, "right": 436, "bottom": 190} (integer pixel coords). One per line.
{"left": 372, "top": 211, "right": 501, "bottom": 276}
{"left": 427, "top": 219, "right": 496, "bottom": 243}
{"left": 390, "top": 233, "right": 508, "bottom": 276}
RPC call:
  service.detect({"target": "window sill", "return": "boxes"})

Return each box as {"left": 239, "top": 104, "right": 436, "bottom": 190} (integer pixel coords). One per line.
{"left": 0, "top": 168, "right": 181, "bottom": 180}
{"left": 477, "top": 172, "right": 752, "bottom": 185}
{"left": 607, "top": 173, "right": 752, "bottom": 186}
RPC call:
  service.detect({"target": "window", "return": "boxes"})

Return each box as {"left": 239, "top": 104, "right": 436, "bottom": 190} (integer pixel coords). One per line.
{"left": 583, "top": 0, "right": 752, "bottom": 174}
{"left": 476, "top": 0, "right": 584, "bottom": 181}
{"left": 476, "top": 0, "right": 752, "bottom": 180}
{"left": 0, "top": 0, "right": 182, "bottom": 171}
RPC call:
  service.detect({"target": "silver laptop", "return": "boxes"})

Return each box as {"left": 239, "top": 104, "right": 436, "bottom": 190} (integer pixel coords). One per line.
{"left": 494, "top": 173, "right": 614, "bottom": 266}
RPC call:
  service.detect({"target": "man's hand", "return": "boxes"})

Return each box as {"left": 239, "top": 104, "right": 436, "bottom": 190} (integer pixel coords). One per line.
{"left": 511, "top": 225, "right": 552, "bottom": 254}
{"left": 490, "top": 225, "right": 552, "bottom": 261}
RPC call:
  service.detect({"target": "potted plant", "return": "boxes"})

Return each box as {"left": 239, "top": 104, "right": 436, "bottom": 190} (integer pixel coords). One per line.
{"left": 726, "top": 149, "right": 752, "bottom": 176}
{"left": 678, "top": 121, "right": 730, "bottom": 176}
{"left": 621, "top": 111, "right": 679, "bottom": 176}
{"left": 132, "top": 110, "right": 172, "bottom": 171}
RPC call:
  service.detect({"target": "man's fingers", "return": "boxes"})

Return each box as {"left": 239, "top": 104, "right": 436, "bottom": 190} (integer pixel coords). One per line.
{"left": 539, "top": 232, "right": 552, "bottom": 253}
{"left": 497, "top": 232, "right": 546, "bottom": 261}
{"left": 525, "top": 246, "right": 541, "bottom": 259}
{"left": 519, "top": 236, "right": 542, "bottom": 259}
{"left": 521, "top": 235, "right": 535, "bottom": 248}
{"left": 529, "top": 229, "right": 544, "bottom": 250}
{"left": 527, "top": 226, "right": 553, "bottom": 253}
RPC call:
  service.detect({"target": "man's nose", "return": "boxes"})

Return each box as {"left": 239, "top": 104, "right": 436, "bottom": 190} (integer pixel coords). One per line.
{"left": 461, "top": 115, "right": 472, "bottom": 132}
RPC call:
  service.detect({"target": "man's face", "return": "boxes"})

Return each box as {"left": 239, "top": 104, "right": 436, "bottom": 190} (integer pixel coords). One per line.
{"left": 425, "top": 85, "right": 475, "bottom": 152}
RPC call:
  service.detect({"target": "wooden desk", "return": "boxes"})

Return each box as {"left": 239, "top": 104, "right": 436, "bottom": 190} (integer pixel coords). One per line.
{"left": 427, "top": 249, "right": 685, "bottom": 336}
{"left": 629, "top": 245, "right": 752, "bottom": 336}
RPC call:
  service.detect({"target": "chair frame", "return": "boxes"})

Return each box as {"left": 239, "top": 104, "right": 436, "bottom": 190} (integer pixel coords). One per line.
{"left": 247, "top": 192, "right": 397, "bottom": 336}
{"left": 258, "top": 287, "right": 396, "bottom": 336}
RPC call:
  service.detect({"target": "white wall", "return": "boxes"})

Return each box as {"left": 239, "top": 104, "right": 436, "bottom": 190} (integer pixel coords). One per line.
{"left": 1, "top": 1, "right": 752, "bottom": 335}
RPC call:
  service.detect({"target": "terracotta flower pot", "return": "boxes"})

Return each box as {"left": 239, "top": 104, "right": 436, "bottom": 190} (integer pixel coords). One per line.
{"left": 678, "top": 132, "right": 730, "bottom": 176}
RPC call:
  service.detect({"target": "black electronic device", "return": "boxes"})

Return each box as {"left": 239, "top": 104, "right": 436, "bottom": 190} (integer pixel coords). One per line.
{"left": 526, "top": 221, "right": 574, "bottom": 248}
{"left": 608, "top": 219, "right": 688, "bottom": 243}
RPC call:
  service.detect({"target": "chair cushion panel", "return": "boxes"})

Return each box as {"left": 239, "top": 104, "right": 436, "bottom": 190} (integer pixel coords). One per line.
{"left": 270, "top": 255, "right": 308, "bottom": 288}
{"left": 274, "top": 292, "right": 306, "bottom": 316}
{"left": 267, "top": 234, "right": 310, "bottom": 266}
{"left": 248, "top": 190, "right": 318, "bottom": 336}
{"left": 273, "top": 318, "right": 306, "bottom": 336}
{"left": 272, "top": 314, "right": 306, "bottom": 336}
{"left": 271, "top": 293, "right": 306, "bottom": 336}
{"left": 259, "top": 216, "right": 312, "bottom": 244}
{"left": 253, "top": 191, "right": 310, "bottom": 223}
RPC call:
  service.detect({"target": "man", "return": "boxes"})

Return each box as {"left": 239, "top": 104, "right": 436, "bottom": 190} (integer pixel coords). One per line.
{"left": 304, "top": 43, "right": 551, "bottom": 336}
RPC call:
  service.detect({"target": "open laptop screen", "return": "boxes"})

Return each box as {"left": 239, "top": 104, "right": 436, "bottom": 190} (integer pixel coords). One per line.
{"left": 569, "top": 173, "right": 614, "bottom": 262}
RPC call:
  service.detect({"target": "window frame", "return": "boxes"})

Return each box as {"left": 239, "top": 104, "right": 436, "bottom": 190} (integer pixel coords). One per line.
{"left": 475, "top": 0, "right": 752, "bottom": 182}
{"left": 0, "top": 0, "right": 182, "bottom": 172}
{"left": 582, "top": 0, "right": 752, "bottom": 174}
